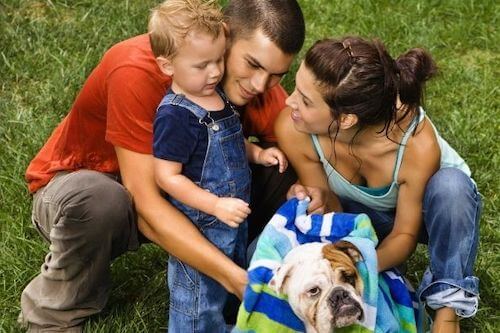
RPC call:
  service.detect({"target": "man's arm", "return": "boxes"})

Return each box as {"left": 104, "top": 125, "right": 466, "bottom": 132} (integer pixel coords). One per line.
{"left": 115, "top": 147, "right": 248, "bottom": 299}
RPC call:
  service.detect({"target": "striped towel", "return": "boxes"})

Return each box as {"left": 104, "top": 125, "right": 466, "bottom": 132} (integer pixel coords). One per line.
{"left": 234, "top": 198, "right": 429, "bottom": 333}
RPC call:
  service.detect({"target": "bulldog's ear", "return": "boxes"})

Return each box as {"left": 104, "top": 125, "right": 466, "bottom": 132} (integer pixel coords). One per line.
{"left": 326, "top": 240, "right": 363, "bottom": 263}
{"left": 269, "top": 262, "right": 294, "bottom": 295}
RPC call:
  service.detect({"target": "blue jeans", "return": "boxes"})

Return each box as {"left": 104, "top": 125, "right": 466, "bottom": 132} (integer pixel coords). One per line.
{"left": 340, "top": 168, "right": 481, "bottom": 317}
{"left": 163, "top": 91, "right": 251, "bottom": 332}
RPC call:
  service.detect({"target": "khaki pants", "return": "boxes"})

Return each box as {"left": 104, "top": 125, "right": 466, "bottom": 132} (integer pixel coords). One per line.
{"left": 19, "top": 170, "right": 140, "bottom": 332}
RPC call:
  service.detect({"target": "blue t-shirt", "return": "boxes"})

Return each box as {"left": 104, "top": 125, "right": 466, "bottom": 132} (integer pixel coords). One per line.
{"left": 153, "top": 100, "right": 234, "bottom": 182}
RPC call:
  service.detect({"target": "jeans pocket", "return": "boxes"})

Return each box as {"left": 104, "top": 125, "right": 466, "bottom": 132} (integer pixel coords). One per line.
{"left": 207, "top": 181, "right": 236, "bottom": 198}
{"left": 200, "top": 219, "right": 240, "bottom": 257}
{"left": 169, "top": 258, "right": 198, "bottom": 316}
{"left": 170, "top": 197, "right": 200, "bottom": 222}
{"left": 198, "top": 216, "right": 219, "bottom": 231}
{"left": 219, "top": 130, "right": 247, "bottom": 170}
{"left": 237, "top": 180, "right": 251, "bottom": 202}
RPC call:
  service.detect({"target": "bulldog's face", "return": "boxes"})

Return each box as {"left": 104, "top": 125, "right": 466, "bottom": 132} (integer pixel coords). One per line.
{"left": 270, "top": 241, "right": 364, "bottom": 333}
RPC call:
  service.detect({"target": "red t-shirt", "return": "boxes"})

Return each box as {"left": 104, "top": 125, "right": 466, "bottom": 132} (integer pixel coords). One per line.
{"left": 242, "top": 84, "right": 288, "bottom": 143}
{"left": 25, "top": 34, "right": 288, "bottom": 193}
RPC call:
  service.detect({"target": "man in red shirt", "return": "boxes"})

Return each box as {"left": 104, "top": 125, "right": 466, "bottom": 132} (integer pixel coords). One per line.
{"left": 20, "top": 0, "right": 304, "bottom": 331}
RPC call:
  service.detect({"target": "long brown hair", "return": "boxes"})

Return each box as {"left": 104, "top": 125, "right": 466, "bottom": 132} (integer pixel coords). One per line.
{"left": 304, "top": 37, "right": 437, "bottom": 140}
{"left": 304, "top": 37, "right": 437, "bottom": 174}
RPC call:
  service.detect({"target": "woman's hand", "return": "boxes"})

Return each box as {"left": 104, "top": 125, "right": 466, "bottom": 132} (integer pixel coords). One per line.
{"left": 286, "top": 183, "right": 328, "bottom": 214}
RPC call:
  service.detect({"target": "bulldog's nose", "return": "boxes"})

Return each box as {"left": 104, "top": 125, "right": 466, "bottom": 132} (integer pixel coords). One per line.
{"left": 328, "top": 287, "right": 350, "bottom": 306}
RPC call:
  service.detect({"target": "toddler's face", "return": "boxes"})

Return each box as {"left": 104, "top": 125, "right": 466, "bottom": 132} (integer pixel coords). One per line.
{"left": 169, "top": 30, "right": 226, "bottom": 97}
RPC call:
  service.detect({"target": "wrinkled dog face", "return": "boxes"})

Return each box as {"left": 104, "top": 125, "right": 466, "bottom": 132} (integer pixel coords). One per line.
{"left": 270, "top": 241, "right": 364, "bottom": 333}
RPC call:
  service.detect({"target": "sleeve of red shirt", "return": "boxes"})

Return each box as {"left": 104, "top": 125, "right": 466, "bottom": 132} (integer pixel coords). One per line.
{"left": 105, "top": 66, "right": 166, "bottom": 154}
{"left": 242, "top": 84, "right": 288, "bottom": 143}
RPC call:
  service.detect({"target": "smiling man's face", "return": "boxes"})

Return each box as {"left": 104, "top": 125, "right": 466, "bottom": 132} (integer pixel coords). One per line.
{"left": 222, "top": 29, "right": 294, "bottom": 106}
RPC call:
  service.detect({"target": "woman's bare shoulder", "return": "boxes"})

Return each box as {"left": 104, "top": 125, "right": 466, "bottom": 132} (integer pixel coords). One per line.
{"left": 399, "top": 117, "right": 441, "bottom": 183}
{"left": 275, "top": 107, "right": 318, "bottom": 161}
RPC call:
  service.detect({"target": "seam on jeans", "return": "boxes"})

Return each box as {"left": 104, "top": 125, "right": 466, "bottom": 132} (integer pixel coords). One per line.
{"left": 194, "top": 276, "right": 201, "bottom": 322}
{"left": 418, "top": 279, "right": 479, "bottom": 300}
{"left": 199, "top": 217, "right": 218, "bottom": 231}
{"left": 463, "top": 192, "right": 481, "bottom": 273}
{"left": 175, "top": 260, "right": 196, "bottom": 288}
{"left": 170, "top": 260, "right": 198, "bottom": 317}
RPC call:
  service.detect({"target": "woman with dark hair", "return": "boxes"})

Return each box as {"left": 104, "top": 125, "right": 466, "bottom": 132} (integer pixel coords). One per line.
{"left": 277, "top": 37, "right": 481, "bottom": 333}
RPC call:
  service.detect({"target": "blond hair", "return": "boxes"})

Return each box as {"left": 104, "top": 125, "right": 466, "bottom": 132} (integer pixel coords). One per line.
{"left": 148, "top": 0, "right": 224, "bottom": 58}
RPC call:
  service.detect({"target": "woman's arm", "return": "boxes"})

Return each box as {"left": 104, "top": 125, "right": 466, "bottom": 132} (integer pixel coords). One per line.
{"left": 376, "top": 121, "right": 440, "bottom": 271}
{"left": 116, "top": 147, "right": 247, "bottom": 298}
{"left": 275, "top": 107, "right": 342, "bottom": 212}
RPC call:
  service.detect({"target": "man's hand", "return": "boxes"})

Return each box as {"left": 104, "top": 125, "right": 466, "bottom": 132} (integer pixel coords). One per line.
{"left": 286, "top": 183, "right": 328, "bottom": 214}
{"left": 214, "top": 197, "right": 251, "bottom": 228}
{"left": 256, "top": 147, "right": 288, "bottom": 173}
{"left": 230, "top": 267, "right": 249, "bottom": 300}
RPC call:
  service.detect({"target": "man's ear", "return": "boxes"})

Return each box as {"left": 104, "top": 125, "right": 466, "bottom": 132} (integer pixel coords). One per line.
{"left": 222, "top": 22, "right": 231, "bottom": 51}
{"left": 222, "top": 22, "right": 230, "bottom": 37}
{"left": 269, "top": 262, "right": 295, "bottom": 295}
{"left": 156, "top": 56, "right": 174, "bottom": 76}
{"left": 339, "top": 114, "right": 358, "bottom": 130}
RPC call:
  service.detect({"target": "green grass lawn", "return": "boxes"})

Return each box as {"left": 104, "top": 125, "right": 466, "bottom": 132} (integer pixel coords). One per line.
{"left": 1, "top": 0, "right": 498, "bottom": 331}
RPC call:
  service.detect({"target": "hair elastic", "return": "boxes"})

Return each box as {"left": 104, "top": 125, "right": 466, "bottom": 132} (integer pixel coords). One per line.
{"left": 342, "top": 41, "right": 354, "bottom": 58}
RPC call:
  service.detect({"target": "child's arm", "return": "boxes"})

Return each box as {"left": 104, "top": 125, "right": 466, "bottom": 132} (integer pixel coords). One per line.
{"left": 245, "top": 140, "right": 288, "bottom": 173}
{"left": 154, "top": 158, "right": 251, "bottom": 228}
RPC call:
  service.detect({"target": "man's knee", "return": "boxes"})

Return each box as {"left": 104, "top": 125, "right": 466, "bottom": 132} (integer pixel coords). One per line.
{"left": 43, "top": 171, "right": 135, "bottom": 247}
{"left": 62, "top": 171, "right": 132, "bottom": 224}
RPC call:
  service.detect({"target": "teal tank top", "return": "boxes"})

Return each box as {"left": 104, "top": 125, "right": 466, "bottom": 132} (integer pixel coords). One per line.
{"left": 311, "top": 108, "right": 471, "bottom": 211}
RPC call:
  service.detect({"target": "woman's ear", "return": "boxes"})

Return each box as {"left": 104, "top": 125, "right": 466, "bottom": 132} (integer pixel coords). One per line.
{"left": 156, "top": 56, "right": 174, "bottom": 76}
{"left": 339, "top": 114, "right": 358, "bottom": 129}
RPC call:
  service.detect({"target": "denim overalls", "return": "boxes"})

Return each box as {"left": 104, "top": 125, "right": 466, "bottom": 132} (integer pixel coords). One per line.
{"left": 161, "top": 89, "right": 251, "bottom": 332}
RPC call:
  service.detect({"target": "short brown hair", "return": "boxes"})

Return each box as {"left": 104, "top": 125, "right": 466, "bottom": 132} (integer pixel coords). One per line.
{"left": 148, "top": 0, "right": 224, "bottom": 58}
{"left": 224, "top": 0, "right": 304, "bottom": 55}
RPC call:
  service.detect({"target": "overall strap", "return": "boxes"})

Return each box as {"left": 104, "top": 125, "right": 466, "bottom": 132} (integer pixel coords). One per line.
{"left": 164, "top": 92, "right": 208, "bottom": 120}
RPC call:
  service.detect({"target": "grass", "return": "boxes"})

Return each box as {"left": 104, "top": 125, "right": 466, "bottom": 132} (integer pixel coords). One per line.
{"left": 1, "top": 0, "right": 498, "bottom": 331}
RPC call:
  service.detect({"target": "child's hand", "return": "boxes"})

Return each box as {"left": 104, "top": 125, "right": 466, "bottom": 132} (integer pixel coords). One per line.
{"left": 257, "top": 147, "right": 288, "bottom": 173}
{"left": 214, "top": 197, "right": 251, "bottom": 228}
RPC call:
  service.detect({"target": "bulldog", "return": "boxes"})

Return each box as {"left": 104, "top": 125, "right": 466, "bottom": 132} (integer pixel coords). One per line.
{"left": 270, "top": 241, "right": 364, "bottom": 333}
